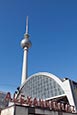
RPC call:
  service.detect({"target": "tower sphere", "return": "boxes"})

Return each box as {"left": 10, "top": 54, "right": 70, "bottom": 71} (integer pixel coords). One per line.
{"left": 21, "top": 37, "right": 31, "bottom": 49}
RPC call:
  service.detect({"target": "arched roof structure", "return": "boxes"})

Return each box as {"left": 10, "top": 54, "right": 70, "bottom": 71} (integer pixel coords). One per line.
{"left": 21, "top": 72, "right": 65, "bottom": 94}
{"left": 18, "top": 72, "right": 76, "bottom": 111}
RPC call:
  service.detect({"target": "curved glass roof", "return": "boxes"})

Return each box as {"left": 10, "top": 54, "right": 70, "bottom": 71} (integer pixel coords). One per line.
{"left": 21, "top": 73, "right": 65, "bottom": 99}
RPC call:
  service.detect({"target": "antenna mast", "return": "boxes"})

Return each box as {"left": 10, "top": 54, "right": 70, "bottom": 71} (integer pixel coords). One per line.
{"left": 26, "top": 16, "right": 28, "bottom": 34}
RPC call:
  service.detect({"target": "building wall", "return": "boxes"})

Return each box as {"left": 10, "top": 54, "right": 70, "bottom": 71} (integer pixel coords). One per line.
{"left": 62, "top": 80, "right": 75, "bottom": 108}
{"left": 70, "top": 81, "right": 77, "bottom": 111}
{"left": 0, "top": 91, "right": 8, "bottom": 109}
{"left": 1, "top": 106, "right": 14, "bottom": 115}
{"left": 1, "top": 104, "right": 77, "bottom": 115}
{"left": 15, "top": 106, "right": 28, "bottom": 115}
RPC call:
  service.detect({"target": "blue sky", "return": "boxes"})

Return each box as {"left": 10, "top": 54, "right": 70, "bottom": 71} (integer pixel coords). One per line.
{"left": 0, "top": 0, "right": 77, "bottom": 93}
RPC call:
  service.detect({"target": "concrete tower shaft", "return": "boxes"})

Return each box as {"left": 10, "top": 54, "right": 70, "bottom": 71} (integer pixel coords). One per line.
{"left": 21, "top": 16, "right": 31, "bottom": 85}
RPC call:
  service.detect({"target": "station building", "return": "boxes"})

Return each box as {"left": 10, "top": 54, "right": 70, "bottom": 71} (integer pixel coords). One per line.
{"left": 18, "top": 72, "right": 77, "bottom": 112}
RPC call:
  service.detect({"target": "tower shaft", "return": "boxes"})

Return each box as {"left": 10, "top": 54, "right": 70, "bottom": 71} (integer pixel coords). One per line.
{"left": 21, "top": 47, "right": 28, "bottom": 85}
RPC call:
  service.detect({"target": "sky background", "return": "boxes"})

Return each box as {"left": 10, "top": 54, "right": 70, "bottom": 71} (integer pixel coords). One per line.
{"left": 0, "top": 0, "right": 77, "bottom": 94}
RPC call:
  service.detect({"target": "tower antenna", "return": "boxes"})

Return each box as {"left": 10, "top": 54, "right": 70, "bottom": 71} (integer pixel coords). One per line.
{"left": 26, "top": 16, "right": 28, "bottom": 34}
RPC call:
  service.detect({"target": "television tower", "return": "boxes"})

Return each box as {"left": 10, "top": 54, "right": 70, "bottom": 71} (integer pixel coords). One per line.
{"left": 21, "top": 16, "right": 31, "bottom": 85}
